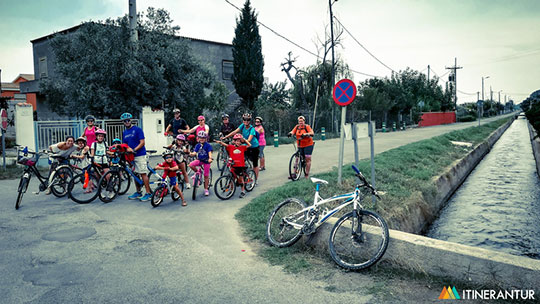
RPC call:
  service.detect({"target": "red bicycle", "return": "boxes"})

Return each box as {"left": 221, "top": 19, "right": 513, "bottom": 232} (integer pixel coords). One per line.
{"left": 214, "top": 158, "right": 256, "bottom": 200}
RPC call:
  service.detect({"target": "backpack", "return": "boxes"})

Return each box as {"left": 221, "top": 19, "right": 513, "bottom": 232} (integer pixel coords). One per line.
{"left": 241, "top": 124, "right": 259, "bottom": 140}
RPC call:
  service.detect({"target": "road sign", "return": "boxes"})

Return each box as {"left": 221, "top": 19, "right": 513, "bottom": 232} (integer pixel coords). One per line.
{"left": 0, "top": 109, "right": 7, "bottom": 131}
{"left": 333, "top": 79, "right": 357, "bottom": 106}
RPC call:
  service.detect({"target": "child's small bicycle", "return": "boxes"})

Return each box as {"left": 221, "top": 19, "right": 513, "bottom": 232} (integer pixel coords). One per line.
{"left": 214, "top": 158, "right": 256, "bottom": 200}
{"left": 191, "top": 163, "right": 213, "bottom": 200}
{"left": 151, "top": 175, "right": 183, "bottom": 207}
{"left": 267, "top": 165, "right": 389, "bottom": 270}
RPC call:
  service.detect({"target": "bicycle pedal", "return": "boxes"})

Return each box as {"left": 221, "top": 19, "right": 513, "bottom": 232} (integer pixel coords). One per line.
{"left": 33, "top": 191, "right": 40, "bottom": 195}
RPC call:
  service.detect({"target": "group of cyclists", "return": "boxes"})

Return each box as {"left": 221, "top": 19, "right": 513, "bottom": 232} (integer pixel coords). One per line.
{"left": 40, "top": 109, "right": 315, "bottom": 206}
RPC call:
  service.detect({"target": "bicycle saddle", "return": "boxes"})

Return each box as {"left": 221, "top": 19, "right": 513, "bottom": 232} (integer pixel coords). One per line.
{"left": 310, "top": 177, "right": 328, "bottom": 185}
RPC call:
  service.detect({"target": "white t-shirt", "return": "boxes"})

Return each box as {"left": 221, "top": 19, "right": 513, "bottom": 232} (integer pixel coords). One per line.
{"left": 92, "top": 142, "right": 108, "bottom": 164}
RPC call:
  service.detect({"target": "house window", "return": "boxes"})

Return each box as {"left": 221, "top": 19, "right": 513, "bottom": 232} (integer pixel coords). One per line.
{"left": 222, "top": 60, "right": 233, "bottom": 80}
{"left": 39, "top": 57, "right": 48, "bottom": 78}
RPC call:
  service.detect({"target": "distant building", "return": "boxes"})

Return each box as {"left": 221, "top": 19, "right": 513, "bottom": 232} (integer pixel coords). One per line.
{"left": 1, "top": 74, "right": 37, "bottom": 137}
{"left": 20, "top": 23, "right": 239, "bottom": 120}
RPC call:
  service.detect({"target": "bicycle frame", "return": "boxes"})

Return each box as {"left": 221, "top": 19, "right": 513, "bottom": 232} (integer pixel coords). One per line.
{"left": 285, "top": 184, "right": 363, "bottom": 230}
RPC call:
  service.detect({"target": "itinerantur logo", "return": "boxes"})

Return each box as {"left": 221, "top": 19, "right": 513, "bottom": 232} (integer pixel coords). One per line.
{"left": 439, "top": 286, "right": 461, "bottom": 300}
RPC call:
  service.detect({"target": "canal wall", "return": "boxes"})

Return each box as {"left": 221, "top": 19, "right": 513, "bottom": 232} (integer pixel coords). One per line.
{"left": 305, "top": 117, "right": 540, "bottom": 288}
{"left": 526, "top": 119, "right": 540, "bottom": 179}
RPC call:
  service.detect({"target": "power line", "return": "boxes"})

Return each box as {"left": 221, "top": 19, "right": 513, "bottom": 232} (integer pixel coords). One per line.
{"left": 224, "top": 0, "right": 380, "bottom": 78}
{"left": 333, "top": 17, "right": 396, "bottom": 73}
{"left": 457, "top": 90, "right": 477, "bottom": 96}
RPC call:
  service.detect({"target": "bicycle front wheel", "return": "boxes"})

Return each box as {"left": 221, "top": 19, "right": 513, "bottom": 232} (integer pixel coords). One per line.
{"left": 329, "top": 210, "right": 389, "bottom": 270}
{"left": 266, "top": 198, "right": 307, "bottom": 247}
{"left": 217, "top": 148, "right": 227, "bottom": 171}
{"left": 214, "top": 175, "right": 235, "bottom": 200}
{"left": 288, "top": 153, "right": 302, "bottom": 181}
{"left": 192, "top": 174, "right": 200, "bottom": 200}
{"left": 98, "top": 171, "right": 121, "bottom": 203}
{"left": 68, "top": 172, "right": 99, "bottom": 204}
{"left": 117, "top": 168, "right": 131, "bottom": 195}
{"left": 50, "top": 167, "right": 73, "bottom": 197}
{"left": 151, "top": 185, "right": 166, "bottom": 207}
{"left": 16, "top": 175, "right": 30, "bottom": 210}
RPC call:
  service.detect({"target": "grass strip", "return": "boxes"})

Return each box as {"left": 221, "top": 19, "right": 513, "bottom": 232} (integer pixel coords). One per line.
{"left": 236, "top": 117, "right": 511, "bottom": 270}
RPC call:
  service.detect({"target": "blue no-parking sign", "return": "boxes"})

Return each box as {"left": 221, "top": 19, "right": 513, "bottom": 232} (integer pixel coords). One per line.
{"left": 333, "top": 79, "right": 357, "bottom": 106}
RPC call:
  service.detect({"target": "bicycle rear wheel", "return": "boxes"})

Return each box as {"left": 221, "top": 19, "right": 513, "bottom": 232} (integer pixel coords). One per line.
{"left": 16, "top": 175, "right": 30, "bottom": 210}
{"left": 50, "top": 167, "right": 73, "bottom": 197}
{"left": 266, "top": 198, "right": 307, "bottom": 247}
{"left": 214, "top": 175, "right": 235, "bottom": 200}
{"left": 98, "top": 171, "right": 121, "bottom": 203}
{"left": 68, "top": 172, "right": 99, "bottom": 204}
{"left": 217, "top": 147, "right": 227, "bottom": 172}
{"left": 329, "top": 210, "right": 389, "bottom": 270}
{"left": 244, "top": 169, "right": 256, "bottom": 192}
{"left": 288, "top": 153, "right": 302, "bottom": 181}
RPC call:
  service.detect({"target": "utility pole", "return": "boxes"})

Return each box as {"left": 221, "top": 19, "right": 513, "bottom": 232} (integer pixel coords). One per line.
{"left": 427, "top": 65, "right": 430, "bottom": 82}
{"left": 445, "top": 58, "right": 462, "bottom": 115}
{"left": 129, "top": 0, "right": 138, "bottom": 46}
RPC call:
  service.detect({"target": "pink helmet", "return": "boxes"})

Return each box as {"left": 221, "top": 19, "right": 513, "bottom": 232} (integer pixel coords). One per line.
{"left": 95, "top": 129, "right": 107, "bottom": 136}
{"left": 197, "top": 131, "right": 207, "bottom": 138}
{"left": 233, "top": 134, "right": 243, "bottom": 140}
{"left": 197, "top": 115, "right": 205, "bottom": 121}
{"left": 176, "top": 134, "right": 186, "bottom": 141}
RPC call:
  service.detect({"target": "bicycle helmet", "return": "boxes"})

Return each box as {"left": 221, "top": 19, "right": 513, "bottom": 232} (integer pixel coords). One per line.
{"left": 255, "top": 116, "right": 263, "bottom": 123}
{"left": 197, "top": 115, "right": 205, "bottom": 121}
{"left": 176, "top": 134, "right": 186, "bottom": 141}
{"left": 112, "top": 138, "right": 122, "bottom": 145}
{"left": 197, "top": 131, "right": 207, "bottom": 138}
{"left": 221, "top": 113, "right": 229, "bottom": 119}
{"left": 162, "top": 150, "right": 174, "bottom": 158}
{"left": 233, "top": 134, "right": 243, "bottom": 140}
{"left": 242, "top": 113, "right": 252, "bottom": 120}
{"left": 120, "top": 113, "right": 133, "bottom": 120}
{"left": 76, "top": 137, "right": 87, "bottom": 144}
{"left": 95, "top": 129, "right": 107, "bottom": 136}
{"left": 173, "top": 108, "right": 181, "bottom": 113}
{"left": 84, "top": 115, "right": 95, "bottom": 122}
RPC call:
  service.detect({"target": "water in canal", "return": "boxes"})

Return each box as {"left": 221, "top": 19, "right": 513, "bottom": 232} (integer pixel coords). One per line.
{"left": 427, "top": 117, "right": 540, "bottom": 259}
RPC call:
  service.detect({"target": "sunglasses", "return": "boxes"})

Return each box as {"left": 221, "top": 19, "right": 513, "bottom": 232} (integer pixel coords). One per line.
{"left": 86, "top": 120, "right": 94, "bottom": 123}
{"left": 164, "top": 156, "right": 173, "bottom": 159}
{"left": 123, "top": 120, "right": 131, "bottom": 123}
{"left": 198, "top": 119, "right": 204, "bottom": 121}
{"left": 243, "top": 118, "right": 251, "bottom": 121}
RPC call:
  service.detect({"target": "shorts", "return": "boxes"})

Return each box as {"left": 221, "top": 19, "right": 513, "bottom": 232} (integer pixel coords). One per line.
{"left": 189, "top": 159, "right": 211, "bottom": 177}
{"left": 133, "top": 155, "right": 148, "bottom": 174}
{"left": 246, "top": 147, "right": 259, "bottom": 168}
{"left": 169, "top": 176, "right": 177, "bottom": 186}
{"left": 233, "top": 166, "right": 246, "bottom": 177}
{"left": 258, "top": 145, "right": 265, "bottom": 158}
{"left": 299, "top": 144, "right": 314, "bottom": 157}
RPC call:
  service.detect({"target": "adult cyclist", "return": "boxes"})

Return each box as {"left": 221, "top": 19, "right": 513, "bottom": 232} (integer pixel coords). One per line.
{"left": 121, "top": 112, "right": 152, "bottom": 201}
{"left": 288, "top": 115, "right": 314, "bottom": 179}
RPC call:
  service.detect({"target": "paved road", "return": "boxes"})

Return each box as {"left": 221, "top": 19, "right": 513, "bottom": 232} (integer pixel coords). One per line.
{"left": 0, "top": 115, "right": 513, "bottom": 303}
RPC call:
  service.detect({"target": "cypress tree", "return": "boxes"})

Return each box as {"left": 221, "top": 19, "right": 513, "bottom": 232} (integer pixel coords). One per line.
{"left": 232, "top": 0, "right": 264, "bottom": 111}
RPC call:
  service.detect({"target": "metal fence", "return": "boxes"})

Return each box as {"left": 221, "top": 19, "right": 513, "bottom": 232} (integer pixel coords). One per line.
{"left": 35, "top": 119, "right": 139, "bottom": 151}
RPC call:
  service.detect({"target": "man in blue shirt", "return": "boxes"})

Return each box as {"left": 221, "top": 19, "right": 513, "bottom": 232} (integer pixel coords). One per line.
{"left": 120, "top": 113, "right": 152, "bottom": 201}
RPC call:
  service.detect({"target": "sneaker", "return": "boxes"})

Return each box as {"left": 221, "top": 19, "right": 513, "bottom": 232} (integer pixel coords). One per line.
{"left": 185, "top": 183, "right": 191, "bottom": 189}
{"left": 239, "top": 191, "right": 246, "bottom": 198}
{"left": 182, "top": 200, "right": 187, "bottom": 206}
{"left": 260, "top": 167, "right": 265, "bottom": 171}
{"left": 139, "top": 193, "right": 152, "bottom": 201}
{"left": 128, "top": 192, "right": 142, "bottom": 200}
{"left": 204, "top": 189, "right": 209, "bottom": 196}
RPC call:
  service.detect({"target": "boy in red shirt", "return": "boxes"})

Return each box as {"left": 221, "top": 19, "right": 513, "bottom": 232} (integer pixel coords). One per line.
{"left": 215, "top": 133, "right": 251, "bottom": 198}
{"left": 154, "top": 150, "right": 187, "bottom": 206}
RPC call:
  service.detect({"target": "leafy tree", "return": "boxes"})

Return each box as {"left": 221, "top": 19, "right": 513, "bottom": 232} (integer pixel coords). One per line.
{"left": 232, "top": 0, "right": 264, "bottom": 112}
{"left": 41, "top": 8, "right": 223, "bottom": 119}
{"left": 255, "top": 81, "right": 293, "bottom": 135}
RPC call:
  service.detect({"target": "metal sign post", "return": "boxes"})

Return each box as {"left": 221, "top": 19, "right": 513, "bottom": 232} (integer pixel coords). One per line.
{"left": 368, "top": 113, "right": 376, "bottom": 205}
{"left": 1, "top": 109, "right": 7, "bottom": 170}
{"left": 333, "top": 79, "right": 356, "bottom": 185}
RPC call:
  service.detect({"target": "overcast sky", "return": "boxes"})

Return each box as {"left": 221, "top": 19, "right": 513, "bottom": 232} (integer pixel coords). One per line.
{"left": 1, "top": 0, "right": 539, "bottom": 103}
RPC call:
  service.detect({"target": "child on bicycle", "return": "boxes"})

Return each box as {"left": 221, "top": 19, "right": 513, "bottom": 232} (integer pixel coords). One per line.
{"left": 215, "top": 133, "right": 251, "bottom": 198}
{"left": 189, "top": 131, "right": 213, "bottom": 196}
{"left": 71, "top": 137, "right": 91, "bottom": 169}
{"left": 166, "top": 134, "right": 191, "bottom": 189}
{"left": 155, "top": 150, "right": 187, "bottom": 206}
{"left": 90, "top": 129, "right": 111, "bottom": 174}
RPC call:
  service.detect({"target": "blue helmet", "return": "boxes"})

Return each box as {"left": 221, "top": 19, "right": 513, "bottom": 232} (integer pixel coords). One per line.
{"left": 120, "top": 113, "right": 133, "bottom": 120}
{"left": 112, "top": 138, "right": 122, "bottom": 144}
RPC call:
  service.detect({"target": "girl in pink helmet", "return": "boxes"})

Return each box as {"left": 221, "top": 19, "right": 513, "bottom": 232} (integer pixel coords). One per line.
{"left": 166, "top": 134, "right": 191, "bottom": 189}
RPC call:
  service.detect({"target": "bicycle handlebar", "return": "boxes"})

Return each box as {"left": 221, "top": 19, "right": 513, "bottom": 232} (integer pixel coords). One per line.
{"left": 352, "top": 165, "right": 380, "bottom": 198}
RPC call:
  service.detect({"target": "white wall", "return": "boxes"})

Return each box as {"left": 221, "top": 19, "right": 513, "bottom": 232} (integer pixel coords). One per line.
{"left": 15, "top": 104, "right": 35, "bottom": 150}
{"left": 141, "top": 107, "right": 167, "bottom": 155}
